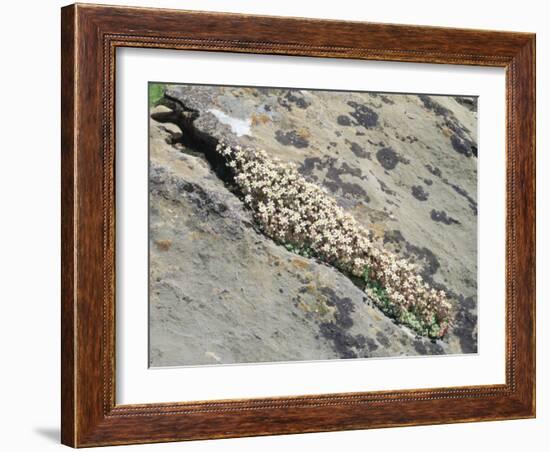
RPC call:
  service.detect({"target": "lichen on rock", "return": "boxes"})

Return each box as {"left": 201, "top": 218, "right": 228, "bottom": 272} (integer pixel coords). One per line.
{"left": 148, "top": 84, "right": 479, "bottom": 366}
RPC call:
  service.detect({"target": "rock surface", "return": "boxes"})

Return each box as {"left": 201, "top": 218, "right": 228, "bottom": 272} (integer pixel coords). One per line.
{"left": 149, "top": 85, "right": 478, "bottom": 366}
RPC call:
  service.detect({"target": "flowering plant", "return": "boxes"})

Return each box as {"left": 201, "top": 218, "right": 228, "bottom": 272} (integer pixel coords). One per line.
{"left": 216, "top": 141, "right": 452, "bottom": 338}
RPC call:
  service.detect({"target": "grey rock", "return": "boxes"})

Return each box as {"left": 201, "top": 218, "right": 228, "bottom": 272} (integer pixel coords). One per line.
{"left": 150, "top": 85, "right": 479, "bottom": 365}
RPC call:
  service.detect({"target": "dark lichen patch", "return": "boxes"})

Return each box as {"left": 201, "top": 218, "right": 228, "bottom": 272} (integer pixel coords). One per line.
{"left": 318, "top": 287, "right": 370, "bottom": 358}
{"left": 430, "top": 209, "right": 460, "bottom": 225}
{"left": 413, "top": 340, "right": 427, "bottom": 354}
{"left": 383, "top": 229, "right": 448, "bottom": 298}
{"left": 375, "top": 331, "right": 390, "bottom": 348}
{"left": 429, "top": 341, "right": 445, "bottom": 354}
{"left": 413, "top": 340, "right": 444, "bottom": 355}
{"left": 286, "top": 90, "right": 310, "bottom": 108}
{"left": 299, "top": 157, "right": 369, "bottom": 199}
{"left": 379, "top": 94, "right": 395, "bottom": 105}
{"left": 277, "top": 90, "right": 310, "bottom": 111}
{"left": 376, "top": 147, "right": 401, "bottom": 170}
{"left": 366, "top": 337, "right": 379, "bottom": 351}
{"left": 150, "top": 166, "right": 231, "bottom": 220}
{"left": 347, "top": 101, "right": 379, "bottom": 128}
{"left": 450, "top": 134, "right": 478, "bottom": 158}
{"left": 419, "top": 95, "right": 477, "bottom": 158}
{"left": 326, "top": 294, "right": 355, "bottom": 329}
{"left": 324, "top": 179, "right": 368, "bottom": 200}
{"left": 395, "top": 131, "right": 419, "bottom": 145}
{"left": 425, "top": 164, "right": 477, "bottom": 215}
{"left": 337, "top": 115, "right": 352, "bottom": 126}
{"left": 275, "top": 130, "right": 309, "bottom": 148}
{"left": 349, "top": 142, "right": 370, "bottom": 159}
{"left": 326, "top": 163, "right": 368, "bottom": 198}
{"left": 442, "top": 114, "right": 477, "bottom": 158}
{"left": 411, "top": 185, "right": 429, "bottom": 201}
{"left": 461, "top": 296, "right": 476, "bottom": 311}
{"left": 276, "top": 98, "right": 291, "bottom": 112}
{"left": 383, "top": 230, "right": 440, "bottom": 279}
{"left": 448, "top": 183, "right": 477, "bottom": 215}
{"left": 364, "top": 94, "right": 383, "bottom": 109}
{"left": 454, "top": 96, "right": 478, "bottom": 112}
{"left": 452, "top": 299, "right": 478, "bottom": 353}
{"left": 418, "top": 95, "right": 453, "bottom": 117}
{"left": 377, "top": 178, "right": 396, "bottom": 196}
{"left": 424, "top": 178, "right": 433, "bottom": 186}
{"left": 425, "top": 164, "right": 442, "bottom": 178}
{"left": 397, "top": 154, "right": 410, "bottom": 165}
{"left": 298, "top": 157, "right": 321, "bottom": 180}
{"left": 318, "top": 323, "right": 361, "bottom": 358}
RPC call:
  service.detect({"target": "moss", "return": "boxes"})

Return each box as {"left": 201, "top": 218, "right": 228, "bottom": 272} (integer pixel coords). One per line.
{"left": 149, "top": 83, "right": 166, "bottom": 108}
{"left": 362, "top": 267, "right": 446, "bottom": 339}
{"left": 284, "top": 242, "right": 317, "bottom": 259}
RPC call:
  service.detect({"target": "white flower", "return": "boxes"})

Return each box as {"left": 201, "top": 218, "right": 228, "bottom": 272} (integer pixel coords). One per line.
{"left": 214, "top": 138, "right": 450, "bottom": 338}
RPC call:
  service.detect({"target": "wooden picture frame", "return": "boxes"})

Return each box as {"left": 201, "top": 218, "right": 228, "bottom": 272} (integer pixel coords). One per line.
{"left": 61, "top": 3, "right": 536, "bottom": 447}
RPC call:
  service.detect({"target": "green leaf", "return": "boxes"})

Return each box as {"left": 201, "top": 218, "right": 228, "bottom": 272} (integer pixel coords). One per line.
{"left": 362, "top": 266, "right": 370, "bottom": 282}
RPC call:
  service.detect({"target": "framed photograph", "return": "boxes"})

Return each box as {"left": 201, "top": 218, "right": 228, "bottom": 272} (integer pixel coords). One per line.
{"left": 61, "top": 3, "right": 536, "bottom": 447}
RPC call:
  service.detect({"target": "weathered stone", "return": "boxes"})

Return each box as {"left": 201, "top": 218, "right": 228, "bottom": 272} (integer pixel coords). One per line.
{"left": 149, "top": 85, "right": 479, "bottom": 365}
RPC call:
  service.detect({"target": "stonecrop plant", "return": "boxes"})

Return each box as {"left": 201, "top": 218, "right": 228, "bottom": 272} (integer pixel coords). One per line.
{"left": 216, "top": 141, "right": 452, "bottom": 338}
